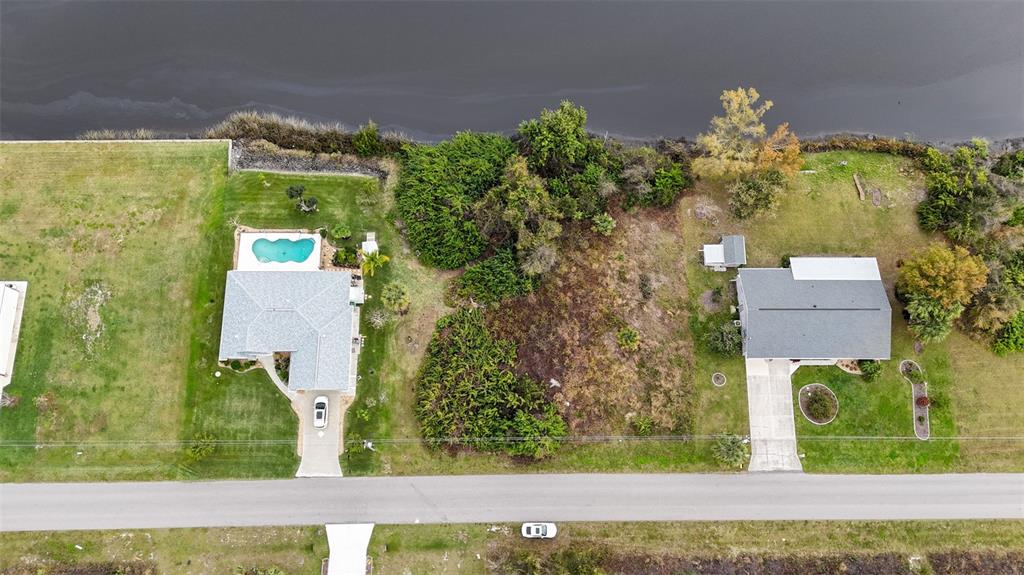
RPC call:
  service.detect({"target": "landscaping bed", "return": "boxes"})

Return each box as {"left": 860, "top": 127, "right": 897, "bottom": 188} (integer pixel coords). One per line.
{"left": 798, "top": 383, "right": 839, "bottom": 425}
{"left": 900, "top": 359, "right": 930, "bottom": 440}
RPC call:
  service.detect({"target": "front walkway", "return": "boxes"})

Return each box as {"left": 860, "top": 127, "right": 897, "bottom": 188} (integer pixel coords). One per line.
{"left": 745, "top": 358, "right": 803, "bottom": 472}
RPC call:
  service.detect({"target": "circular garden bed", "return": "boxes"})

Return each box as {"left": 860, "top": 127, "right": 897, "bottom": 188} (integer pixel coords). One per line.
{"left": 712, "top": 372, "right": 727, "bottom": 387}
{"left": 798, "top": 383, "right": 839, "bottom": 425}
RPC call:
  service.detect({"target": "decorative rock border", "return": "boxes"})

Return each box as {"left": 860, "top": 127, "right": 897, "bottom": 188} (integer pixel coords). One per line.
{"left": 712, "top": 372, "right": 727, "bottom": 387}
{"left": 900, "top": 359, "right": 930, "bottom": 440}
{"left": 797, "top": 383, "right": 839, "bottom": 426}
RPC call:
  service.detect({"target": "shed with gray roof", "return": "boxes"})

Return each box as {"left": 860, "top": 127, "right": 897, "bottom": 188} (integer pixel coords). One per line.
{"left": 218, "top": 270, "right": 360, "bottom": 393}
{"left": 736, "top": 257, "right": 891, "bottom": 360}
{"left": 703, "top": 235, "right": 747, "bottom": 270}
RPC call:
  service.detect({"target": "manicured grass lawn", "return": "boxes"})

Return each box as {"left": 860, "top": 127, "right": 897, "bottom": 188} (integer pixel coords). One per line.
{"left": 0, "top": 142, "right": 229, "bottom": 481}
{"left": 5, "top": 521, "right": 1020, "bottom": 574}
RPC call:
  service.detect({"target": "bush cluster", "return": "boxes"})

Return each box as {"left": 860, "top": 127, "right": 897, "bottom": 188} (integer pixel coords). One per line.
{"left": 454, "top": 251, "right": 533, "bottom": 306}
{"left": 992, "top": 150, "right": 1024, "bottom": 182}
{"left": 858, "top": 359, "right": 883, "bottom": 382}
{"left": 703, "top": 321, "right": 742, "bottom": 356}
{"left": 395, "top": 132, "right": 516, "bottom": 268}
{"left": 805, "top": 388, "right": 836, "bottom": 421}
{"left": 204, "top": 110, "right": 405, "bottom": 155}
{"left": 729, "top": 169, "right": 784, "bottom": 219}
{"left": 415, "top": 309, "right": 566, "bottom": 459}
{"left": 993, "top": 311, "right": 1024, "bottom": 355}
{"left": 616, "top": 146, "right": 690, "bottom": 209}
{"left": 916, "top": 142, "right": 997, "bottom": 246}
{"left": 800, "top": 134, "right": 929, "bottom": 158}
{"left": 712, "top": 433, "right": 748, "bottom": 468}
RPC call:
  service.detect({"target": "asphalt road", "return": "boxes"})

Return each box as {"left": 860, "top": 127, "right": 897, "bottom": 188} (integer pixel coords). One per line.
{"left": 2, "top": 473, "right": 1022, "bottom": 532}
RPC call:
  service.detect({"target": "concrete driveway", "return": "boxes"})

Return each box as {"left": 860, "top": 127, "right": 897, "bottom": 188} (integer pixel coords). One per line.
{"left": 295, "top": 391, "right": 348, "bottom": 478}
{"left": 745, "top": 358, "right": 802, "bottom": 472}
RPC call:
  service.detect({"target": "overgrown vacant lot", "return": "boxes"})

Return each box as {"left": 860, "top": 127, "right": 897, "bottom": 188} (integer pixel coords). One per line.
{"left": 3, "top": 521, "right": 1021, "bottom": 575}
{"left": 0, "top": 142, "right": 229, "bottom": 480}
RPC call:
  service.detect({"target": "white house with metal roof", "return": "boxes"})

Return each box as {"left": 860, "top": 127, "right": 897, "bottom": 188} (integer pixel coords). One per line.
{"left": 736, "top": 257, "right": 891, "bottom": 363}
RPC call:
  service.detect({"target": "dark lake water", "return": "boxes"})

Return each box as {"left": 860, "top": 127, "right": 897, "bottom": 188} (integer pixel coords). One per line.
{"left": 2, "top": 1, "right": 1022, "bottom": 141}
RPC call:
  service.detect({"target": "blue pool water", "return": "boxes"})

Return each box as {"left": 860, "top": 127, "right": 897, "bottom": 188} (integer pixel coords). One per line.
{"left": 252, "top": 238, "right": 316, "bottom": 264}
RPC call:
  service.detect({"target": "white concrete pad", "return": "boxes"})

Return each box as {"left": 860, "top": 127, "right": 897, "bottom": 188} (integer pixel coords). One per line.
{"left": 0, "top": 281, "right": 28, "bottom": 398}
{"left": 326, "top": 523, "right": 374, "bottom": 575}
{"left": 745, "top": 358, "right": 803, "bottom": 472}
{"left": 295, "top": 391, "right": 345, "bottom": 478}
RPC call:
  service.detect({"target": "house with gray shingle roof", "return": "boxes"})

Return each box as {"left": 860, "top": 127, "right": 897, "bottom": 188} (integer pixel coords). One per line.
{"left": 736, "top": 257, "right": 891, "bottom": 362}
{"left": 218, "top": 270, "right": 361, "bottom": 393}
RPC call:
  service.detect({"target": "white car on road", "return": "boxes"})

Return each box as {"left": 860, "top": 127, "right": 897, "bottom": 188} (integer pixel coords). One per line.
{"left": 521, "top": 522, "right": 557, "bottom": 539}
{"left": 313, "top": 396, "right": 329, "bottom": 429}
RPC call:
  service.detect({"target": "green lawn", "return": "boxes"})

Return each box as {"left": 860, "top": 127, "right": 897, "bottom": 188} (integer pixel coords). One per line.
{"left": 4, "top": 521, "right": 1020, "bottom": 574}
{"left": 0, "top": 142, "right": 229, "bottom": 480}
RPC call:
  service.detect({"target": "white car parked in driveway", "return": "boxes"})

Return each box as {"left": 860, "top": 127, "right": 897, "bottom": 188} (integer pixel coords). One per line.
{"left": 313, "top": 396, "right": 329, "bottom": 429}
{"left": 521, "top": 522, "right": 557, "bottom": 539}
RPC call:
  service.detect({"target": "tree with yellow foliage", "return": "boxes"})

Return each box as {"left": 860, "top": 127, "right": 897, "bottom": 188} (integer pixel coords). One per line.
{"left": 692, "top": 87, "right": 802, "bottom": 180}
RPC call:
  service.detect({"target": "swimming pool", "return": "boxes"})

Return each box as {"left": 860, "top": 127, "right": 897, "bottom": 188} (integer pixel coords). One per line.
{"left": 251, "top": 237, "right": 316, "bottom": 264}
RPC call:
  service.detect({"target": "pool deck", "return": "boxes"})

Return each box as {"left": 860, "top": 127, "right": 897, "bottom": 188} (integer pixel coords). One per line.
{"left": 234, "top": 228, "right": 322, "bottom": 271}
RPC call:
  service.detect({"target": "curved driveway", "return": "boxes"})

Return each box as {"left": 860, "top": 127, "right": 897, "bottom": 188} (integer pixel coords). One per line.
{"left": 2, "top": 473, "right": 1022, "bottom": 532}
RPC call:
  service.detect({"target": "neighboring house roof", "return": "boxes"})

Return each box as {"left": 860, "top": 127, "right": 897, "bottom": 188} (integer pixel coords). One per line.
{"left": 736, "top": 257, "right": 891, "bottom": 360}
{"left": 703, "top": 235, "right": 746, "bottom": 267}
{"left": 218, "top": 271, "right": 356, "bottom": 392}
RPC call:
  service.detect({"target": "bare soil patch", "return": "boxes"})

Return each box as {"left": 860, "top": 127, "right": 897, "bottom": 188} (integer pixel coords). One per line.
{"left": 488, "top": 209, "right": 695, "bottom": 434}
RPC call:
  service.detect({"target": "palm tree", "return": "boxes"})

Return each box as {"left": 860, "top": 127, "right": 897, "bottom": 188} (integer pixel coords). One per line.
{"left": 361, "top": 250, "right": 390, "bottom": 277}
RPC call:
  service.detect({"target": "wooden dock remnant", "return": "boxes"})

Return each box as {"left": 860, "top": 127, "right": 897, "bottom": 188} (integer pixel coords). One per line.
{"left": 853, "top": 173, "right": 866, "bottom": 201}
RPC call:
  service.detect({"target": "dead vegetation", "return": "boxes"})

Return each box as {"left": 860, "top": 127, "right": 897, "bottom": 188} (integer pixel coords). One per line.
{"left": 488, "top": 208, "right": 695, "bottom": 435}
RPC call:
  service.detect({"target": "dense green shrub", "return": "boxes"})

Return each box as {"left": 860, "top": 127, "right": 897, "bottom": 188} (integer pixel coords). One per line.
{"left": 992, "top": 150, "right": 1024, "bottom": 182}
{"left": 616, "top": 326, "right": 641, "bottom": 352}
{"left": 1004, "top": 250, "right": 1024, "bottom": 290}
{"left": 455, "top": 251, "right": 533, "bottom": 305}
{"left": 285, "top": 184, "right": 305, "bottom": 199}
{"left": 332, "top": 247, "right": 357, "bottom": 267}
{"left": 906, "top": 296, "right": 962, "bottom": 343}
{"left": 381, "top": 282, "right": 410, "bottom": 314}
{"left": 416, "top": 309, "right": 566, "bottom": 458}
{"left": 729, "top": 170, "right": 784, "bottom": 219}
{"left": 712, "top": 433, "right": 748, "bottom": 468}
{"left": 517, "top": 100, "right": 591, "bottom": 178}
{"left": 993, "top": 311, "right": 1024, "bottom": 355}
{"left": 858, "top": 359, "right": 883, "bottom": 382}
{"left": 352, "top": 120, "right": 384, "bottom": 157}
{"left": 475, "top": 155, "right": 563, "bottom": 276}
{"left": 1007, "top": 205, "right": 1024, "bottom": 227}
{"left": 296, "top": 196, "right": 318, "bottom": 213}
{"left": 650, "top": 163, "right": 689, "bottom": 207}
{"left": 703, "top": 321, "right": 742, "bottom": 356}
{"left": 395, "top": 132, "right": 515, "bottom": 268}
{"left": 805, "top": 388, "right": 836, "bottom": 422}
{"left": 187, "top": 433, "right": 215, "bottom": 462}
{"left": 329, "top": 224, "right": 351, "bottom": 240}
{"left": 916, "top": 143, "right": 997, "bottom": 245}
{"left": 590, "top": 212, "right": 616, "bottom": 236}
